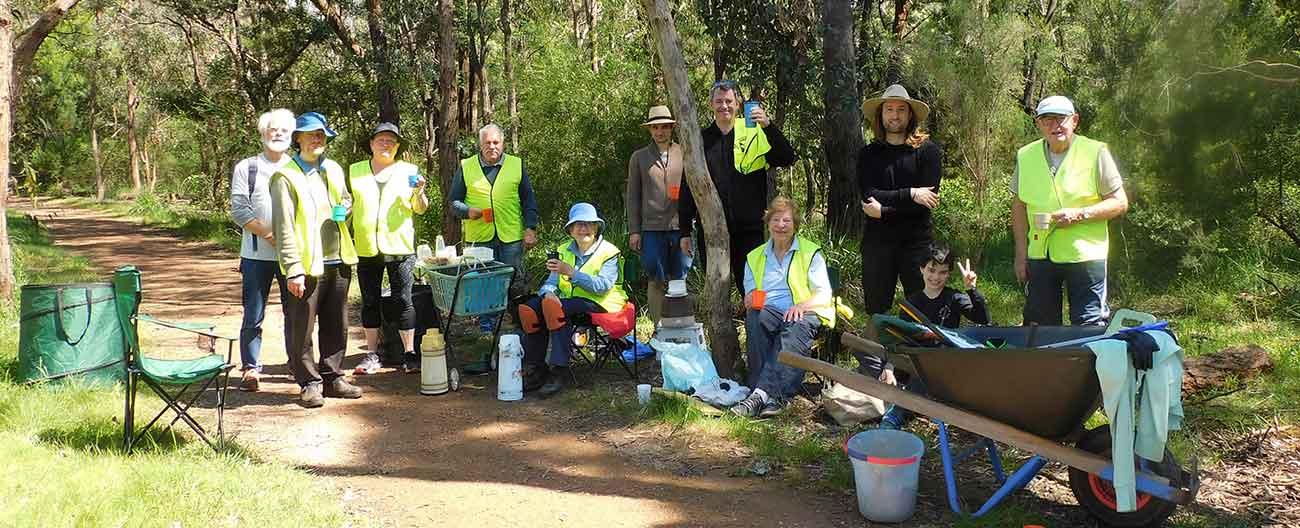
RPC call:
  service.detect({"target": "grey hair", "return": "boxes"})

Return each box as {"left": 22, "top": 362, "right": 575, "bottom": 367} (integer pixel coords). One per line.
{"left": 258, "top": 108, "right": 295, "bottom": 135}
{"left": 478, "top": 123, "right": 505, "bottom": 143}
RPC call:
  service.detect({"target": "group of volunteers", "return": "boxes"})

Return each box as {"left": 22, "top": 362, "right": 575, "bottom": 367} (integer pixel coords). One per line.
{"left": 229, "top": 80, "right": 1127, "bottom": 414}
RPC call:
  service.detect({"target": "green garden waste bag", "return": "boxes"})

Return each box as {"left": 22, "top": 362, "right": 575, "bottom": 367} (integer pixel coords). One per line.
{"left": 18, "top": 282, "right": 124, "bottom": 385}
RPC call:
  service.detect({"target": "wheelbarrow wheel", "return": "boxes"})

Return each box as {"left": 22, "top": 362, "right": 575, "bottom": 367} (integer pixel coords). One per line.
{"left": 1068, "top": 425, "right": 1178, "bottom": 527}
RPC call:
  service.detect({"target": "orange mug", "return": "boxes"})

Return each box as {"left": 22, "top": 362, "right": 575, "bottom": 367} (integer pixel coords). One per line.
{"left": 750, "top": 290, "right": 766, "bottom": 310}
{"left": 668, "top": 184, "right": 681, "bottom": 201}
{"left": 482, "top": 208, "right": 495, "bottom": 223}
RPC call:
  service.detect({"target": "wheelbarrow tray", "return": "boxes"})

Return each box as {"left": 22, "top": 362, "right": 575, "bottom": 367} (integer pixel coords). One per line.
{"left": 894, "top": 325, "right": 1106, "bottom": 440}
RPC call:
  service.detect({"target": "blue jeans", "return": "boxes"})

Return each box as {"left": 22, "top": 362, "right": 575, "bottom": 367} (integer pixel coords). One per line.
{"left": 520, "top": 296, "right": 604, "bottom": 368}
{"left": 1024, "top": 258, "right": 1109, "bottom": 326}
{"left": 639, "top": 230, "right": 692, "bottom": 281}
{"left": 745, "top": 306, "right": 821, "bottom": 399}
{"left": 239, "top": 258, "right": 286, "bottom": 372}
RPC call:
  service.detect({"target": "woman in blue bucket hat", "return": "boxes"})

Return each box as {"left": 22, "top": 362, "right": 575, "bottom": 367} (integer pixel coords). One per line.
{"left": 516, "top": 203, "right": 628, "bottom": 398}
{"left": 270, "top": 111, "right": 364, "bottom": 408}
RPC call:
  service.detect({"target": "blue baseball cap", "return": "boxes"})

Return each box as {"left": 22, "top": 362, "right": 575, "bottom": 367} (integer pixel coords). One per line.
{"left": 564, "top": 202, "right": 604, "bottom": 231}
{"left": 294, "top": 111, "right": 338, "bottom": 138}
{"left": 1034, "top": 96, "right": 1076, "bottom": 117}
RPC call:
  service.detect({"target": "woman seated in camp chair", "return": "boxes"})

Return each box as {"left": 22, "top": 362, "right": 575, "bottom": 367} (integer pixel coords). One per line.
{"left": 731, "top": 196, "right": 835, "bottom": 419}
{"left": 518, "top": 202, "right": 627, "bottom": 398}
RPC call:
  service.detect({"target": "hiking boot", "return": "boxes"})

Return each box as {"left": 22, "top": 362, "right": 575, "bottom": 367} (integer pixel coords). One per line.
{"left": 299, "top": 383, "right": 325, "bottom": 408}
{"left": 238, "top": 370, "right": 261, "bottom": 392}
{"left": 523, "top": 365, "right": 549, "bottom": 392}
{"left": 538, "top": 367, "right": 569, "bottom": 398}
{"left": 758, "top": 398, "right": 786, "bottom": 419}
{"left": 353, "top": 352, "right": 382, "bottom": 375}
{"left": 878, "top": 405, "right": 909, "bottom": 430}
{"left": 731, "top": 393, "right": 764, "bottom": 418}
{"left": 323, "top": 377, "right": 363, "bottom": 399}
{"left": 403, "top": 352, "right": 421, "bottom": 374}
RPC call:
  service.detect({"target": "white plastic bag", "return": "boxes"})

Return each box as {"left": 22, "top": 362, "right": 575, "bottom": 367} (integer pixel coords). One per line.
{"left": 692, "top": 378, "right": 750, "bottom": 407}
{"left": 822, "top": 382, "right": 887, "bottom": 426}
{"left": 653, "top": 339, "right": 719, "bottom": 392}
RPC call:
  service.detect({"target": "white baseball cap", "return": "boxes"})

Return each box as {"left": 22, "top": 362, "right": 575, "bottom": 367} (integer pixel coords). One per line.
{"left": 1035, "top": 95, "right": 1076, "bottom": 117}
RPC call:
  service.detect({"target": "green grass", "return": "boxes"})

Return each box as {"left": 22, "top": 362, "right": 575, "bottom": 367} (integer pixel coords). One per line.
{"left": 1, "top": 212, "right": 350, "bottom": 527}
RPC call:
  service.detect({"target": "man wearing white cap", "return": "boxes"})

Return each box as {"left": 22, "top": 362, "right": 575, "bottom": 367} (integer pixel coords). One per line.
{"left": 1012, "top": 96, "right": 1128, "bottom": 326}
{"left": 626, "top": 105, "right": 691, "bottom": 323}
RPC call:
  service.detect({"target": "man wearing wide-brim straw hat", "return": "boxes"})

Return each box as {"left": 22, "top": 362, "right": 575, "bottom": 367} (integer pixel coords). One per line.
{"left": 1012, "top": 95, "right": 1128, "bottom": 327}
{"left": 626, "top": 105, "right": 692, "bottom": 323}
{"left": 856, "top": 84, "right": 943, "bottom": 387}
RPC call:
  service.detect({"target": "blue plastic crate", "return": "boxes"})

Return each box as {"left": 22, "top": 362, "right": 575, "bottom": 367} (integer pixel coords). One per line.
{"left": 427, "top": 265, "right": 513, "bottom": 316}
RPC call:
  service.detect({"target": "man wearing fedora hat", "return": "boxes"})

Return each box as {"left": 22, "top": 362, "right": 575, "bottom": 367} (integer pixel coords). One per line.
{"left": 348, "top": 122, "right": 430, "bottom": 375}
{"left": 678, "top": 80, "right": 798, "bottom": 299}
{"left": 626, "top": 105, "right": 691, "bottom": 323}
{"left": 857, "top": 84, "right": 943, "bottom": 328}
{"left": 1013, "top": 95, "right": 1127, "bottom": 326}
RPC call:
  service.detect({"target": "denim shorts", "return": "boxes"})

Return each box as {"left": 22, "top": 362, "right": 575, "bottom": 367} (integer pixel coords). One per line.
{"left": 639, "top": 230, "right": 692, "bottom": 281}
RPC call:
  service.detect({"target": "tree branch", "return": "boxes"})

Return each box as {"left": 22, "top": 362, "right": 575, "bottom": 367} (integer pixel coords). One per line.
{"left": 311, "top": 0, "right": 367, "bottom": 58}
{"left": 13, "top": 0, "right": 80, "bottom": 79}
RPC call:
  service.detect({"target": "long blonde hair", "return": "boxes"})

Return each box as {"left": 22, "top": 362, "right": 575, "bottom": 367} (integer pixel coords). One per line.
{"left": 871, "top": 106, "right": 930, "bottom": 148}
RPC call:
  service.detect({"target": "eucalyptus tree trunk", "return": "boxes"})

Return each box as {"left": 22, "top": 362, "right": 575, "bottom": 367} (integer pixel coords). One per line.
{"left": 500, "top": 0, "right": 519, "bottom": 150}
{"left": 642, "top": 0, "right": 741, "bottom": 377}
{"left": 438, "top": 0, "right": 462, "bottom": 242}
{"left": 0, "top": 0, "right": 15, "bottom": 300}
{"left": 822, "top": 0, "right": 863, "bottom": 237}
{"left": 126, "top": 76, "right": 141, "bottom": 194}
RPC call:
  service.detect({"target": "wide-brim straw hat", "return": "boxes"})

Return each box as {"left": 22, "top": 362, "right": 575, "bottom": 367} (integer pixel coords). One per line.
{"left": 641, "top": 105, "right": 676, "bottom": 126}
{"left": 861, "top": 84, "right": 930, "bottom": 125}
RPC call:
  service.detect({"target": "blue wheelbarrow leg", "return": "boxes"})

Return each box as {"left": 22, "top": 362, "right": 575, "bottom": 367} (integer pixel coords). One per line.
{"left": 935, "top": 419, "right": 1050, "bottom": 518}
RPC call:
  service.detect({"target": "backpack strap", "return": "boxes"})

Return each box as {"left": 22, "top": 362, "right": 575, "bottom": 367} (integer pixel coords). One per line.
{"left": 248, "top": 161, "right": 259, "bottom": 251}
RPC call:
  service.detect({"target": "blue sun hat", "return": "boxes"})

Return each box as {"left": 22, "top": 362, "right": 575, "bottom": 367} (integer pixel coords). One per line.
{"left": 294, "top": 111, "right": 338, "bottom": 138}
{"left": 564, "top": 202, "right": 604, "bottom": 231}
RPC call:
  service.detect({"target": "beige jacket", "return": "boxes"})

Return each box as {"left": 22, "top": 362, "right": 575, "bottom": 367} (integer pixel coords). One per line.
{"left": 625, "top": 143, "right": 683, "bottom": 233}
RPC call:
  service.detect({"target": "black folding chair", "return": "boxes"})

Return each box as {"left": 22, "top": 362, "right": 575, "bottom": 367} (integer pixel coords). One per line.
{"left": 570, "top": 254, "right": 647, "bottom": 382}
{"left": 113, "top": 267, "right": 236, "bottom": 453}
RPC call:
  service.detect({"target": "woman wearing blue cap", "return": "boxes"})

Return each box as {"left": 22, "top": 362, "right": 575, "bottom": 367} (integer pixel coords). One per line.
{"left": 516, "top": 203, "right": 627, "bottom": 397}
{"left": 270, "top": 111, "right": 363, "bottom": 408}
{"left": 348, "top": 122, "right": 430, "bottom": 375}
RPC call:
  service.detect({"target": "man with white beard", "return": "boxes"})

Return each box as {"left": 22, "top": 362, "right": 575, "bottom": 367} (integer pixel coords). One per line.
{"left": 229, "top": 108, "right": 295, "bottom": 392}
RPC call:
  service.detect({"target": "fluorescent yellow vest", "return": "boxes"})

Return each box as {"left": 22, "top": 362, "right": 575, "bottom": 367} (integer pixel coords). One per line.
{"left": 732, "top": 118, "right": 772, "bottom": 174}
{"left": 557, "top": 239, "right": 627, "bottom": 313}
{"left": 1016, "top": 135, "right": 1109, "bottom": 263}
{"left": 462, "top": 154, "right": 524, "bottom": 243}
{"left": 272, "top": 160, "right": 358, "bottom": 277}
{"left": 348, "top": 160, "right": 423, "bottom": 256}
{"left": 745, "top": 236, "right": 835, "bottom": 328}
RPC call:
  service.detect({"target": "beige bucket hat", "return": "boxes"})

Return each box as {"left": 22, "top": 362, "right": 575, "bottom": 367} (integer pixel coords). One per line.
{"left": 641, "top": 105, "right": 676, "bottom": 126}
{"left": 861, "top": 84, "right": 930, "bottom": 124}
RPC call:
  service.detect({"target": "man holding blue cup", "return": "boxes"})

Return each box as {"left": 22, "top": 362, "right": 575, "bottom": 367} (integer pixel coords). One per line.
{"left": 677, "top": 80, "right": 798, "bottom": 300}
{"left": 349, "top": 122, "right": 431, "bottom": 375}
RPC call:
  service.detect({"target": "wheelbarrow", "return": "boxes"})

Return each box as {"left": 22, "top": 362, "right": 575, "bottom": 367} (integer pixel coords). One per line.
{"left": 780, "top": 325, "right": 1200, "bottom": 527}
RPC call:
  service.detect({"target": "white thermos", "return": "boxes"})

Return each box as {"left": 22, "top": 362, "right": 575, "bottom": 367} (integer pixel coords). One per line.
{"left": 420, "top": 330, "right": 449, "bottom": 395}
{"left": 497, "top": 334, "right": 523, "bottom": 401}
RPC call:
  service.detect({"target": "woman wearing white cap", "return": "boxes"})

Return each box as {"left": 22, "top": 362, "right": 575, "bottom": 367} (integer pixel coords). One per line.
{"left": 516, "top": 203, "right": 627, "bottom": 398}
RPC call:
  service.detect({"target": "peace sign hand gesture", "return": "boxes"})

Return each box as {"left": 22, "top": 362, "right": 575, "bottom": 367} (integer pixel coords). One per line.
{"left": 958, "top": 258, "right": 978, "bottom": 290}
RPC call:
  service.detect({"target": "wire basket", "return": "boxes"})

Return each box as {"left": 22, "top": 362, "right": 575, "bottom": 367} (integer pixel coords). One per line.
{"left": 426, "top": 265, "right": 513, "bottom": 316}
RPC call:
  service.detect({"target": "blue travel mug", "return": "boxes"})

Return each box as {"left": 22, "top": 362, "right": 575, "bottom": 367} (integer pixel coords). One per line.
{"left": 409, "top": 173, "right": 422, "bottom": 188}
{"left": 331, "top": 205, "right": 347, "bottom": 222}
{"left": 743, "top": 101, "right": 759, "bottom": 128}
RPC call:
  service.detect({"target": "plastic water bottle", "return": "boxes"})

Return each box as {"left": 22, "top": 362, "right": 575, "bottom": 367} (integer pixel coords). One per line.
{"left": 435, "top": 235, "right": 446, "bottom": 255}
{"left": 497, "top": 334, "right": 523, "bottom": 401}
{"left": 420, "top": 330, "right": 449, "bottom": 395}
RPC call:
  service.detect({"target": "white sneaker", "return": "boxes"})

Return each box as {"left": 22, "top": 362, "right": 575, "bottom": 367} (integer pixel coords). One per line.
{"left": 353, "top": 353, "right": 382, "bottom": 375}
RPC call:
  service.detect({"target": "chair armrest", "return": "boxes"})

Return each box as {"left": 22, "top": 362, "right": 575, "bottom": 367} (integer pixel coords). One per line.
{"left": 137, "top": 314, "right": 238, "bottom": 342}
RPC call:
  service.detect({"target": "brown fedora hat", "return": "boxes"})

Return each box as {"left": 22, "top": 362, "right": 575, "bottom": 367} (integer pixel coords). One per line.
{"left": 861, "top": 84, "right": 930, "bottom": 124}
{"left": 641, "top": 105, "right": 676, "bottom": 126}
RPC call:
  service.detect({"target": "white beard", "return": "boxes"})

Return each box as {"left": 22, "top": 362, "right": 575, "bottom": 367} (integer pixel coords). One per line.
{"left": 263, "top": 138, "right": 292, "bottom": 153}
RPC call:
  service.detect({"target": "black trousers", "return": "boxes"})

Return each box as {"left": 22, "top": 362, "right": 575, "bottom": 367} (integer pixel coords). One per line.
{"left": 860, "top": 235, "right": 931, "bottom": 316}
{"left": 357, "top": 254, "right": 416, "bottom": 330}
{"left": 282, "top": 263, "right": 351, "bottom": 387}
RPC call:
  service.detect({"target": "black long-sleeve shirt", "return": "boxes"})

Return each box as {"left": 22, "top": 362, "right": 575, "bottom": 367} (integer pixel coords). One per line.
{"left": 902, "top": 286, "right": 990, "bottom": 328}
{"left": 679, "top": 123, "right": 797, "bottom": 236}
{"left": 857, "top": 140, "right": 942, "bottom": 241}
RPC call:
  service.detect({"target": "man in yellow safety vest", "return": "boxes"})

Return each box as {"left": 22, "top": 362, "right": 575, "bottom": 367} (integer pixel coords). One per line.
{"left": 1012, "top": 96, "right": 1129, "bottom": 326}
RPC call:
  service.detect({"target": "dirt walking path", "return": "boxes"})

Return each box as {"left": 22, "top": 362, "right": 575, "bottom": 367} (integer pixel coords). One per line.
{"left": 21, "top": 200, "right": 869, "bottom": 527}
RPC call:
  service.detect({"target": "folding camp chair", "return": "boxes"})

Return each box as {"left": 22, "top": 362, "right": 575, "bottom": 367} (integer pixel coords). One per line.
{"left": 113, "top": 267, "right": 236, "bottom": 453}
{"left": 570, "top": 254, "right": 647, "bottom": 382}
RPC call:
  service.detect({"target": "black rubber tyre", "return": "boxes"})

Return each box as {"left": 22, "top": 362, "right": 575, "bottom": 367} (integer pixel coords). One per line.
{"left": 1067, "top": 425, "right": 1179, "bottom": 527}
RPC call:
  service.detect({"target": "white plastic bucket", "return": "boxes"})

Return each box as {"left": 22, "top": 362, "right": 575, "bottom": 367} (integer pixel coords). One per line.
{"left": 497, "top": 334, "right": 523, "bottom": 401}
{"left": 845, "top": 429, "right": 925, "bottom": 523}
